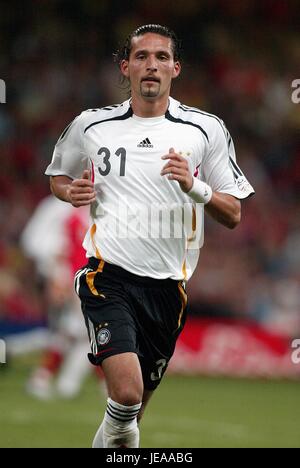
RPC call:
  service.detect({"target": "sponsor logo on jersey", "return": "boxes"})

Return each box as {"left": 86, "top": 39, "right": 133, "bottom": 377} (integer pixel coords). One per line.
{"left": 137, "top": 137, "right": 153, "bottom": 148}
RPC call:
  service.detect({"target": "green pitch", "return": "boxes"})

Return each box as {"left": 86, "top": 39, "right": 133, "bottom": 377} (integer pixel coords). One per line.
{"left": 0, "top": 355, "right": 300, "bottom": 448}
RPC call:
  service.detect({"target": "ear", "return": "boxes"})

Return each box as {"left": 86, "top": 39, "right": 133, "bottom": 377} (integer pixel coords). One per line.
{"left": 120, "top": 59, "right": 129, "bottom": 78}
{"left": 172, "top": 61, "right": 181, "bottom": 79}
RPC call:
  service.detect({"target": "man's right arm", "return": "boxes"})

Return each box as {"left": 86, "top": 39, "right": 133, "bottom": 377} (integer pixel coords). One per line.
{"left": 50, "top": 170, "right": 96, "bottom": 207}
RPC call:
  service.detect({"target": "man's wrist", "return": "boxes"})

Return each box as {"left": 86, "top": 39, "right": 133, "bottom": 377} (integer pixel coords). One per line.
{"left": 187, "top": 178, "right": 213, "bottom": 204}
{"left": 65, "top": 184, "right": 73, "bottom": 204}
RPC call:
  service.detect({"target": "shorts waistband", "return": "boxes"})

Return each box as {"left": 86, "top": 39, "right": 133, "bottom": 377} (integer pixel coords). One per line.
{"left": 87, "top": 257, "right": 178, "bottom": 288}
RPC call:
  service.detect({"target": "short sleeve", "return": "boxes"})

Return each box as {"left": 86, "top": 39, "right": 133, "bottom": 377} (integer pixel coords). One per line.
{"left": 45, "top": 113, "right": 88, "bottom": 180}
{"left": 202, "top": 120, "right": 254, "bottom": 199}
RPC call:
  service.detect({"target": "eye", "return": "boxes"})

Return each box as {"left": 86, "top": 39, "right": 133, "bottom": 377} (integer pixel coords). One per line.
{"left": 136, "top": 53, "right": 146, "bottom": 60}
{"left": 158, "top": 54, "right": 170, "bottom": 61}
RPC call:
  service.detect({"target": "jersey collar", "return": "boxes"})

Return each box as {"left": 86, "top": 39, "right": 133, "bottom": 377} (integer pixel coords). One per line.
{"left": 127, "top": 97, "right": 179, "bottom": 123}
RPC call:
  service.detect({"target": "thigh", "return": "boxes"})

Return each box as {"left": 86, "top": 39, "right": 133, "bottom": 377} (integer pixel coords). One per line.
{"left": 132, "top": 282, "right": 188, "bottom": 391}
{"left": 75, "top": 266, "right": 138, "bottom": 366}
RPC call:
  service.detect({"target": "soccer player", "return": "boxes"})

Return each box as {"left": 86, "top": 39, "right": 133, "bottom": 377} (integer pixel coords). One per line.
{"left": 45, "top": 24, "right": 254, "bottom": 448}
{"left": 21, "top": 196, "right": 96, "bottom": 399}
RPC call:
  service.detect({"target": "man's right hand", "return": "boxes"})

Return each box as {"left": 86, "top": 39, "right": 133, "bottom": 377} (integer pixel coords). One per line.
{"left": 66, "top": 170, "right": 96, "bottom": 207}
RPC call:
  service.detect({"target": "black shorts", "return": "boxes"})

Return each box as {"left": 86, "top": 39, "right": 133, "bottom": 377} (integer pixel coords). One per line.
{"left": 75, "top": 257, "right": 188, "bottom": 390}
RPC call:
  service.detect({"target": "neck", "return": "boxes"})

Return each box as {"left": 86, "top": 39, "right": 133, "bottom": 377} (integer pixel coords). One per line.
{"left": 131, "top": 95, "right": 169, "bottom": 117}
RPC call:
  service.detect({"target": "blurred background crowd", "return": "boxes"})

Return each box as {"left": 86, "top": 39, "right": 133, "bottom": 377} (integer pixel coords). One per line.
{"left": 0, "top": 0, "right": 300, "bottom": 339}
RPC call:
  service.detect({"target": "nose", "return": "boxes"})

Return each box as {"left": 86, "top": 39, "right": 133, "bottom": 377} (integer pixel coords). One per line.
{"left": 146, "top": 55, "right": 158, "bottom": 72}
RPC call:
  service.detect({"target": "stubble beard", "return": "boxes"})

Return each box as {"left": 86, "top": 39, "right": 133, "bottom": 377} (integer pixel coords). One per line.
{"left": 140, "top": 82, "right": 160, "bottom": 98}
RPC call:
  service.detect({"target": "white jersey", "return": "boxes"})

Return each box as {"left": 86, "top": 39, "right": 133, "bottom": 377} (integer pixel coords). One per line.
{"left": 21, "top": 195, "right": 73, "bottom": 277}
{"left": 21, "top": 195, "right": 88, "bottom": 278}
{"left": 45, "top": 97, "right": 254, "bottom": 281}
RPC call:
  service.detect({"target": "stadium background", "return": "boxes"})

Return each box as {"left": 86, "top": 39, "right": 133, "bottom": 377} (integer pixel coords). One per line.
{"left": 0, "top": 0, "right": 300, "bottom": 447}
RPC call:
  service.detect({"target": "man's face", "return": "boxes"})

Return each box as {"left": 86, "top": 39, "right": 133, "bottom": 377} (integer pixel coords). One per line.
{"left": 120, "top": 33, "right": 181, "bottom": 101}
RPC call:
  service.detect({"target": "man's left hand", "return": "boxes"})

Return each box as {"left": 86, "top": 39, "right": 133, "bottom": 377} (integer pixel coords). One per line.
{"left": 161, "top": 148, "right": 193, "bottom": 193}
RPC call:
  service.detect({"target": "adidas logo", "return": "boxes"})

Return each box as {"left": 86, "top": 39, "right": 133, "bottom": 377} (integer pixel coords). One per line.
{"left": 137, "top": 137, "right": 153, "bottom": 148}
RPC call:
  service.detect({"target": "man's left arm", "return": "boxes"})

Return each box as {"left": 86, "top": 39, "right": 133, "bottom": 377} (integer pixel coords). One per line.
{"left": 203, "top": 192, "right": 240, "bottom": 229}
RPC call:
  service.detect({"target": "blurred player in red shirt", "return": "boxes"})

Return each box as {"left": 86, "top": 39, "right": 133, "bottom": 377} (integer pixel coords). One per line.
{"left": 22, "top": 195, "right": 104, "bottom": 399}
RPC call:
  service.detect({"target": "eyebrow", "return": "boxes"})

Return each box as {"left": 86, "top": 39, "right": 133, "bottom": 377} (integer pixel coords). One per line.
{"left": 134, "top": 49, "right": 171, "bottom": 56}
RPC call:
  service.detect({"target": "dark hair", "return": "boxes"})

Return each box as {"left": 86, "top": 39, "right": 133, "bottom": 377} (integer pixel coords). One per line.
{"left": 114, "top": 24, "right": 182, "bottom": 66}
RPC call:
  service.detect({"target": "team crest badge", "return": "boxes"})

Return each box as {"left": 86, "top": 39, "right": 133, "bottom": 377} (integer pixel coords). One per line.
{"left": 97, "top": 328, "right": 111, "bottom": 346}
{"left": 236, "top": 176, "right": 252, "bottom": 193}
